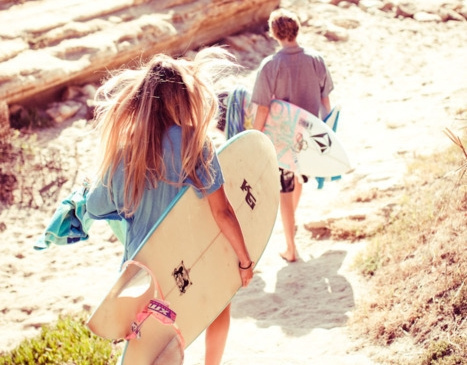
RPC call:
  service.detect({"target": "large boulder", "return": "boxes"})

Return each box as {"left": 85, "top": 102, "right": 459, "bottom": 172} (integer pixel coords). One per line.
{"left": 0, "top": 0, "right": 279, "bottom": 106}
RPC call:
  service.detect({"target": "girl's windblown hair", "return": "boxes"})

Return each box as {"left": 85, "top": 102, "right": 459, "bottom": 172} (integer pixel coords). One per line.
{"left": 92, "top": 47, "right": 237, "bottom": 217}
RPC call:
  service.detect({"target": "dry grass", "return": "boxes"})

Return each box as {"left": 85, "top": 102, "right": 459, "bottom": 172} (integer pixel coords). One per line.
{"left": 351, "top": 131, "right": 467, "bottom": 364}
{"left": 0, "top": 131, "right": 69, "bottom": 209}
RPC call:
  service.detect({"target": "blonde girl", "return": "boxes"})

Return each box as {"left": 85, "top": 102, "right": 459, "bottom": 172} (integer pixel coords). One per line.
{"left": 87, "top": 47, "right": 253, "bottom": 365}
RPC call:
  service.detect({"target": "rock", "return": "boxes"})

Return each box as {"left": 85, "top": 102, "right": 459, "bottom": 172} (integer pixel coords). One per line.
{"left": 439, "top": 8, "right": 466, "bottom": 22}
{"left": 0, "top": 39, "right": 28, "bottom": 63}
{"left": 393, "top": 0, "right": 466, "bottom": 22}
{"left": 81, "top": 84, "right": 97, "bottom": 100}
{"left": 61, "top": 86, "right": 84, "bottom": 102}
{"left": 414, "top": 11, "right": 442, "bottom": 22}
{"left": 0, "top": 0, "right": 279, "bottom": 107}
{"left": 459, "top": 6, "right": 467, "bottom": 20}
{"left": 332, "top": 18, "right": 361, "bottom": 29}
{"left": 358, "top": 0, "right": 382, "bottom": 11}
{"left": 396, "top": 2, "right": 417, "bottom": 18}
{"left": 46, "top": 101, "right": 82, "bottom": 123}
{"left": 331, "top": 0, "right": 360, "bottom": 6}
{"left": 224, "top": 33, "right": 257, "bottom": 53}
{"left": 380, "top": 1, "right": 395, "bottom": 12}
{"left": 324, "top": 24, "right": 350, "bottom": 41}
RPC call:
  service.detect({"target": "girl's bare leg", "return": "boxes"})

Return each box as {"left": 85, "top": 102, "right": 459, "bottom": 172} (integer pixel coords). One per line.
{"left": 205, "top": 304, "right": 231, "bottom": 365}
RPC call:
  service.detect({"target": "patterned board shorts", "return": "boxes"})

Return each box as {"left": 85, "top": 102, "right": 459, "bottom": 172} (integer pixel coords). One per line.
{"left": 279, "top": 168, "right": 308, "bottom": 193}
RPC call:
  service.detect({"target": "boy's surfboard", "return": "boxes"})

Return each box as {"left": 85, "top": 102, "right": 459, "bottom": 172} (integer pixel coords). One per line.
{"left": 87, "top": 130, "right": 280, "bottom": 364}
{"left": 221, "top": 88, "right": 351, "bottom": 178}
{"left": 264, "top": 99, "right": 351, "bottom": 177}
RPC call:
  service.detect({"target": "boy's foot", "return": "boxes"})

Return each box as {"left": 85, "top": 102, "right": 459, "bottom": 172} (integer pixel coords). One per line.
{"left": 280, "top": 252, "right": 297, "bottom": 263}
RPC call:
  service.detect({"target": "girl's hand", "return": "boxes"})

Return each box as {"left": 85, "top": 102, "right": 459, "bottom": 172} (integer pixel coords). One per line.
{"left": 238, "top": 261, "right": 254, "bottom": 287}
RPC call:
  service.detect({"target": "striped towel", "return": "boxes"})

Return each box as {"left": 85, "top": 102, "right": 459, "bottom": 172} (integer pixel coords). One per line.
{"left": 225, "top": 86, "right": 248, "bottom": 139}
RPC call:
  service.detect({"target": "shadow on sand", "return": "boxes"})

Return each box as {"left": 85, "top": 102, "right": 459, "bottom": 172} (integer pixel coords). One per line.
{"left": 231, "top": 250, "right": 355, "bottom": 337}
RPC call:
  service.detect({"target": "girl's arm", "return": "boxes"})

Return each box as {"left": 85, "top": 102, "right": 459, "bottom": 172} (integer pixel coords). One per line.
{"left": 207, "top": 185, "right": 253, "bottom": 287}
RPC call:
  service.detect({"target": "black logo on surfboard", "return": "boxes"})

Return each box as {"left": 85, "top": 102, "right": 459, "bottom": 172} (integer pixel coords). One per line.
{"left": 298, "top": 118, "right": 332, "bottom": 154}
{"left": 173, "top": 261, "right": 192, "bottom": 294}
{"left": 311, "top": 132, "right": 332, "bottom": 154}
{"left": 241, "top": 179, "right": 256, "bottom": 210}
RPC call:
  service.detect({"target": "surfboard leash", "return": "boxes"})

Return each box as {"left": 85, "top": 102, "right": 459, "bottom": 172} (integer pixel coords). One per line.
{"left": 126, "top": 297, "right": 177, "bottom": 339}
{"left": 120, "top": 260, "right": 186, "bottom": 348}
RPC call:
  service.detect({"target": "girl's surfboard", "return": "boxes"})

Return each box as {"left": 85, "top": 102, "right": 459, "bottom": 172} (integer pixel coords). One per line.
{"left": 87, "top": 130, "right": 280, "bottom": 364}
{"left": 221, "top": 87, "right": 351, "bottom": 178}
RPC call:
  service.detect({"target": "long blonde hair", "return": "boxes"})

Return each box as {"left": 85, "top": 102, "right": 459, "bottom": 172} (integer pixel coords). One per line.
{"left": 93, "top": 47, "right": 236, "bottom": 217}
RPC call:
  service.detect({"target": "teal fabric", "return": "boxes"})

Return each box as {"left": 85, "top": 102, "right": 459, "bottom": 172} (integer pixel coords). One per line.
{"left": 34, "top": 187, "right": 94, "bottom": 250}
{"left": 225, "top": 86, "right": 247, "bottom": 140}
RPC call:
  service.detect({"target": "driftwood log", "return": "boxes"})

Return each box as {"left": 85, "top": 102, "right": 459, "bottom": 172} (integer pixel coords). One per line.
{"left": 0, "top": 0, "right": 279, "bottom": 107}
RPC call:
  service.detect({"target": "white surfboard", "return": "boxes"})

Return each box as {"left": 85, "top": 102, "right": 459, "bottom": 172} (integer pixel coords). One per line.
{"left": 87, "top": 130, "right": 280, "bottom": 364}
{"left": 264, "top": 99, "right": 351, "bottom": 177}
{"left": 220, "top": 88, "right": 351, "bottom": 178}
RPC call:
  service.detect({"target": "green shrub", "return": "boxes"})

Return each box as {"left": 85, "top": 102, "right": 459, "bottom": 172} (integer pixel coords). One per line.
{"left": 0, "top": 314, "right": 120, "bottom": 365}
{"left": 420, "top": 338, "right": 467, "bottom": 365}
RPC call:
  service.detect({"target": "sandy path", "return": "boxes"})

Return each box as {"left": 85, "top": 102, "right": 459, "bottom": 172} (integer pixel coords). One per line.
{"left": 1, "top": 1, "right": 466, "bottom": 364}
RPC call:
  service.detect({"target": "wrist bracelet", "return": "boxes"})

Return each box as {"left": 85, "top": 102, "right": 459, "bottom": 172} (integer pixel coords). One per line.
{"left": 239, "top": 261, "right": 253, "bottom": 270}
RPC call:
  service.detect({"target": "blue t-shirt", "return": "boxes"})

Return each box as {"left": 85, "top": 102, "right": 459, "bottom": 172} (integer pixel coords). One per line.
{"left": 86, "top": 125, "right": 224, "bottom": 261}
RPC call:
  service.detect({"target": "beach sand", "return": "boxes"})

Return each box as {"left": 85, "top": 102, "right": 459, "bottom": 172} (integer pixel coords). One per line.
{"left": 1, "top": 0, "right": 466, "bottom": 363}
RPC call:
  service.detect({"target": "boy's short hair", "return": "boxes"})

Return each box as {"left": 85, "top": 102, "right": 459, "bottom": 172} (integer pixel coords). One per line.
{"left": 268, "top": 9, "right": 300, "bottom": 42}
